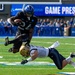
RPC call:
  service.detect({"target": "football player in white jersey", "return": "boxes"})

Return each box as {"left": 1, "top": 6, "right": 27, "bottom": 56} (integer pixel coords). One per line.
{"left": 20, "top": 41, "right": 75, "bottom": 70}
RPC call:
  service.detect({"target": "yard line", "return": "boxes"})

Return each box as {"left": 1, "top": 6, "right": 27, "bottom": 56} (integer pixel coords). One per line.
{"left": 0, "top": 41, "right": 75, "bottom": 46}
{"left": 32, "top": 41, "right": 75, "bottom": 46}
{"left": 59, "top": 72, "right": 75, "bottom": 74}
{"left": 0, "top": 61, "right": 55, "bottom": 66}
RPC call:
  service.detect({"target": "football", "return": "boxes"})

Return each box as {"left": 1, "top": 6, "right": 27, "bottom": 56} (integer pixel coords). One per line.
{"left": 14, "top": 19, "right": 22, "bottom": 23}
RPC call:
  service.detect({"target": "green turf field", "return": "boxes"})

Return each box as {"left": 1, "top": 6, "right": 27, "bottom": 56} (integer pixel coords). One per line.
{"left": 0, "top": 37, "right": 75, "bottom": 75}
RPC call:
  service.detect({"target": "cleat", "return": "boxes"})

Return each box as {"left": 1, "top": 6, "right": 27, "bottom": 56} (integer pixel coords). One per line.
{"left": 4, "top": 37, "right": 9, "bottom": 46}
{"left": 8, "top": 48, "right": 13, "bottom": 52}
{"left": 70, "top": 52, "right": 75, "bottom": 58}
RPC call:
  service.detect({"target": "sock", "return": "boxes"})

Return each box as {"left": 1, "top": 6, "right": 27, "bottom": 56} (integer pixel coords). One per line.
{"left": 70, "top": 61, "right": 75, "bottom": 67}
{"left": 65, "top": 56, "right": 72, "bottom": 63}
{"left": 49, "top": 41, "right": 60, "bottom": 48}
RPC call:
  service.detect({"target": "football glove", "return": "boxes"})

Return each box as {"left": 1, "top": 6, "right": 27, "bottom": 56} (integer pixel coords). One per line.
{"left": 21, "top": 60, "right": 28, "bottom": 64}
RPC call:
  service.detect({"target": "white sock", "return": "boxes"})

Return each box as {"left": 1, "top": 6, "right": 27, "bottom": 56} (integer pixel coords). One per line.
{"left": 70, "top": 62, "right": 75, "bottom": 67}
{"left": 49, "top": 41, "right": 60, "bottom": 48}
{"left": 65, "top": 56, "right": 72, "bottom": 63}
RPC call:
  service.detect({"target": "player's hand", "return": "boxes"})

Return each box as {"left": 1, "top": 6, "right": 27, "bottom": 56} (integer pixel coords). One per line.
{"left": 14, "top": 19, "right": 25, "bottom": 26}
{"left": 21, "top": 60, "right": 28, "bottom": 64}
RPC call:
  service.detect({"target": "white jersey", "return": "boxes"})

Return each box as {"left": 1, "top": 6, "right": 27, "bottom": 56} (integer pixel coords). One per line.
{"left": 29, "top": 41, "right": 60, "bottom": 58}
{"left": 29, "top": 45, "right": 49, "bottom": 57}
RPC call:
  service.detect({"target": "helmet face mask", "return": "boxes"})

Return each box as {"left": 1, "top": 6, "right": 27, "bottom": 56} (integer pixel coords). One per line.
{"left": 23, "top": 5, "right": 34, "bottom": 17}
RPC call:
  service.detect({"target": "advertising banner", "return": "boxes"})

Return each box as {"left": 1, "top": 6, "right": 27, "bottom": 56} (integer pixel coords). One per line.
{"left": 71, "top": 28, "right": 75, "bottom": 36}
{"left": 11, "top": 4, "right": 75, "bottom": 16}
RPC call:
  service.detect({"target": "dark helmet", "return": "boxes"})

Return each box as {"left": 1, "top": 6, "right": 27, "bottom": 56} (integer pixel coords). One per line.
{"left": 23, "top": 5, "right": 34, "bottom": 15}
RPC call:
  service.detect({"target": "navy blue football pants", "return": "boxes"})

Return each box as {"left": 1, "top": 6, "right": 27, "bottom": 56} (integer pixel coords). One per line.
{"left": 48, "top": 48, "right": 65, "bottom": 70}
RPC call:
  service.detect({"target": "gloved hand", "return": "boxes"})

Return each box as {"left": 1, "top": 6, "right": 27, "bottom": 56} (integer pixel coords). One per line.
{"left": 21, "top": 60, "right": 28, "bottom": 64}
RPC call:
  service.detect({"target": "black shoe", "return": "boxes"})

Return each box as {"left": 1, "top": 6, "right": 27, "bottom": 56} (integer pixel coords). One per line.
{"left": 70, "top": 52, "right": 75, "bottom": 58}
{"left": 4, "top": 37, "right": 9, "bottom": 46}
{"left": 8, "top": 48, "right": 13, "bottom": 52}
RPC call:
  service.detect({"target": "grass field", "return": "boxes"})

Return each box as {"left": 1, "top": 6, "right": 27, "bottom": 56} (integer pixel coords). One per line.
{"left": 0, "top": 37, "right": 75, "bottom": 75}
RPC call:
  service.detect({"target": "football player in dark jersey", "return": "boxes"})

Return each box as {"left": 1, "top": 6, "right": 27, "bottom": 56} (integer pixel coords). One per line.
{"left": 4, "top": 5, "right": 37, "bottom": 53}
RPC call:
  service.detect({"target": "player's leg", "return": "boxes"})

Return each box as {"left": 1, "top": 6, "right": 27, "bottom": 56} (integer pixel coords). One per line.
{"left": 10, "top": 41, "right": 22, "bottom": 53}
{"left": 64, "top": 52, "right": 75, "bottom": 67}
{"left": 8, "top": 48, "right": 13, "bottom": 52}
{"left": 48, "top": 48, "right": 66, "bottom": 70}
{"left": 48, "top": 48, "right": 75, "bottom": 70}
{"left": 4, "top": 34, "right": 28, "bottom": 46}
{"left": 70, "top": 52, "right": 75, "bottom": 57}
{"left": 4, "top": 36, "right": 20, "bottom": 46}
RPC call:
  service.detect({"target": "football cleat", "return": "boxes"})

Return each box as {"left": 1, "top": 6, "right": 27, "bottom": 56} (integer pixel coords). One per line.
{"left": 70, "top": 52, "right": 75, "bottom": 58}
{"left": 4, "top": 36, "right": 9, "bottom": 46}
{"left": 8, "top": 48, "right": 13, "bottom": 52}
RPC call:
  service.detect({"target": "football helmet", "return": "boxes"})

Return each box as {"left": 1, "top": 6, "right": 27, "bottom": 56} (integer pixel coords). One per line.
{"left": 23, "top": 5, "right": 34, "bottom": 16}
{"left": 19, "top": 45, "right": 30, "bottom": 57}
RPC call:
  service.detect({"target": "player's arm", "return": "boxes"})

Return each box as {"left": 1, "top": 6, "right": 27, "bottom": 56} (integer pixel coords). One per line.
{"left": 7, "top": 12, "right": 22, "bottom": 26}
{"left": 30, "top": 50, "right": 38, "bottom": 60}
{"left": 7, "top": 16, "right": 17, "bottom": 25}
{"left": 21, "top": 50, "right": 38, "bottom": 64}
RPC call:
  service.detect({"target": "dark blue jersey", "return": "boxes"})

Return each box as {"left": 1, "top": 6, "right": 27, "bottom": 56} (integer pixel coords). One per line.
{"left": 12, "top": 11, "right": 37, "bottom": 34}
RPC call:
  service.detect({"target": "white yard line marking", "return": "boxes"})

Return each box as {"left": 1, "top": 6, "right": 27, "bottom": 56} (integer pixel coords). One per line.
{"left": 0, "top": 61, "right": 55, "bottom": 66}
{"left": 0, "top": 56, "right": 3, "bottom": 58}
{"left": 59, "top": 72, "right": 75, "bottom": 74}
{"left": 0, "top": 40, "right": 75, "bottom": 46}
{"left": 32, "top": 41, "right": 75, "bottom": 46}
